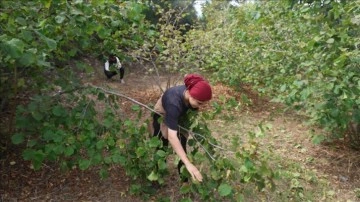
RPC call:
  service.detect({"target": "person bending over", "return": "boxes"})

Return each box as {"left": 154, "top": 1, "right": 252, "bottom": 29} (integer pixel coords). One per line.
{"left": 152, "top": 74, "right": 212, "bottom": 182}
{"left": 104, "top": 55, "right": 125, "bottom": 83}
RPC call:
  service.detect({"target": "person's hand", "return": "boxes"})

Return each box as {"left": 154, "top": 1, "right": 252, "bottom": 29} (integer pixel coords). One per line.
{"left": 185, "top": 162, "right": 203, "bottom": 182}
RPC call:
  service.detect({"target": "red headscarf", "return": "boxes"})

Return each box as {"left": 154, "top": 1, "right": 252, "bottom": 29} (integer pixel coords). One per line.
{"left": 184, "top": 74, "right": 212, "bottom": 101}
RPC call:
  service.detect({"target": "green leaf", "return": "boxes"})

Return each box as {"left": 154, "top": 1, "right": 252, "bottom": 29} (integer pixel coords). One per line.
{"left": 211, "top": 170, "right": 221, "bottom": 180}
{"left": 244, "top": 158, "right": 254, "bottom": 170}
{"left": 96, "top": 140, "right": 105, "bottom": 149}
{"left": 157, "top": 159, "right": 167, "bottom": 170}
{"left": 103, "top": 118, "right": 113, "bottom": 128}
{"left": 334, "top": 54, "right": 347, "bottom": 67}
{"left": 53, "top": 145, "right": 64, "bottom": 154}
{"left": 112, "top": 154, "right": 126, "bottom": 166}
{"left": 99, "top": 168, "right": 109, "bottom": 179}
{"left": 313, "top": 36, "right": 322, "bottom": 42}
{"left": 312, "top": 134, "right": 326, "bottom": 144}
{"left": 180, "top": 183, "right": 191, "bottom": 194}
{"left": 97, "top": 27, "right": 110, "bottom": 39}
{"left": 218, "top": 183, "right": 232, "bottom": 197}
{"left": 22, "top": 149, "right": 35, "bottom": 160}
{"left": 21, "top": 149, "right": 46, "bottom": 170}
{"left": 70, "top": 7, "right": 84, "bottom": 15}
{"left": 326, "top": 38, "right": 335, "bottom": 44}
{"left": 40, "top": 0, "right": 52, "bottom": 8}
{"left": 52, "top": 105, "right": 65, "bottom": 117}
{"left": 74, "top": 0, "right": 84, "bottom": 4}
{"left": 20, "top": 30, "right": 34, "bottom": 42}
{"left": 27, "top": 140, "right": 37, "bottom": 147}
{"left": 44, "top": 37, "right": 57, "bottom": 50}
{"left": 104, "top": 156, "right": 112, "bottom": 164}
{"left": 136, "top": 147, "right": 146, "bottom": 157}
{"left": 43, "top": 130, "right": 55, "bottom": 141}
{"left": 79, "top": 159, "right": 91, "bottom": 170}
{"left": 149, "top": 137, "right": 161, "bottom": 148}
{"left": 187, "top": 139, "right": 195, "bottom": 146}
{"left": 31, "top": 111, "right": 43, "bottom": 121}
{"left": 32, "top": 150, "right": 46, "bottom": 170}
{"left": 236, "top": 194, "right": 245, "bottom": 202}
{"left": 147, "top": 170, "right": 158, "bottom": 181}
{"left": 92, "top": 153, "right": 102, "bottom": 164}
{"left": 156, "top": 150, "right": 166, "bottom": 157}
{"left": 131, "top": 105, "right": 140, "bottom": 111}
{"left": 67, "top": 136, "right": 75, "bottom": 144}
{"left": 107, "top": 137, "right": 115, "bottom": 146}
{"left": 53, "top": 130, "right": 64, "bottom": 143}
{"left": 55, "top": 15, "right": 66, "bottom": 24}
{"left": 16, "top": 17, "right": 27, "bottom": 26}
{"left": 330, "top": 109, "right": 339, "bottom": 118}
{"left": 64, "top": 147, "right": 74, "bottom": 156}
{"left": 11, "top": 133, "right": 24, "bottom": 144}
{"left": 1, "top": 38, "right": 25, "bottom": 59}
{"left": 38, "top": 19, "right": 47, "bottom": 28}
{"left": 97, "top": 92, "right": 106, "bottom": 100}
{"left": 19, "top": 52, "right": 36, "bottom": 67}
{"left": 111, "top": 20, "right": 121, "bottom": 27}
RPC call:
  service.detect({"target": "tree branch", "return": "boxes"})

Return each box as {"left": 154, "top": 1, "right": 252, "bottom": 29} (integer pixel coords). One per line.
{"left": 90, "top": 84, "right": 156, "bottom": 113}
{"left": 90, "top": 84, "right": 233, "bottom": 160}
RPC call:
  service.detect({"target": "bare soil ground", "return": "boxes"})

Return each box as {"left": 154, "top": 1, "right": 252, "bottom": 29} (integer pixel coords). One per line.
{"left": 1, "top": 60, "right": 359, "bottom": 201}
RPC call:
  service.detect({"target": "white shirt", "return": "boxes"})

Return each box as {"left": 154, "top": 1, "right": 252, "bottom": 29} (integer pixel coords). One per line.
{"left": 104, "top": 56, "right": 122, "bottom": 71}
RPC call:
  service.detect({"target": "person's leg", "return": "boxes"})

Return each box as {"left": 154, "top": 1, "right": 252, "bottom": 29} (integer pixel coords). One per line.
{"left": 104, "top": 69, "right": 112, "bottom": 79}
{"left": 104, "top": 69, "right": 117, "bottom": 79}
{"left": 110, "top": 71, "right": 118, "bottom": 78}
{"left": 119, "top": 67, "right": 125, "bottom": 80}
{"left": 153, "top": 113, "right": 168, "bottom": 148}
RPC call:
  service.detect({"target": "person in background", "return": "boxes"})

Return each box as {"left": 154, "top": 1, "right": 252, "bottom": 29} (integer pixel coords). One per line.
{"left": 152, "top": 74, "right": 212, "bottom": 182}
{"left": 104, "top": 54, "right": 125, "bottom": 83}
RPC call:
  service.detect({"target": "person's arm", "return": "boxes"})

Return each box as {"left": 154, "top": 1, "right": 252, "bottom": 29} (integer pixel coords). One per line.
{"left": 167, "top": 128, "right": 203, "bottom": 182}
{"left": 104, "top": 61, "right": 110, "bottom": 71}
{"left": 115, "top": 57, "right": 122, "bottom": 68}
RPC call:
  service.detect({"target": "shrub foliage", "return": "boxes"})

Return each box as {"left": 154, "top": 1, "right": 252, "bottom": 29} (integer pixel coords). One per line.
{"left": 184, "top": 0, "right": 360, "bottom": 148}
{"left": 1, "top": 0, "right": 276, "bottom": 201}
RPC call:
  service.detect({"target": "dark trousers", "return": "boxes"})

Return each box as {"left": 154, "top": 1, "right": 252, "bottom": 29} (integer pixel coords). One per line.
{"left": 152, "top": 113, "right": 187, "bottom": 174}
{"left": 104, "top": 68, "right": 124, "bottom": 79}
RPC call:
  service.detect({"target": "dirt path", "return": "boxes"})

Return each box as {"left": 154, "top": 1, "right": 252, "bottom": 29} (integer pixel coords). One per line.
{"left": 1, "top": 61, "right": 359, "bottom": 201}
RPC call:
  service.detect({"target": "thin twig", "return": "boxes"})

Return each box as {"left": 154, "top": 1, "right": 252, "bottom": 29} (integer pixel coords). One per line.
{"left": 51, "top": 86, "right": 88, "bottom": 97}
{"left": 78, "top": 99, "right": 93, "bottom": 128}
{"left": 90, "top": 84, "right": 155, "bottom": 113}
{"left": 185, "top": 127, "right": 235, "bottom": 153}
{"left": 178, "top": 125, "right": 235, "bottom": 155}
{"left": 139, "top": 54, "right": 165, "bottom": 93}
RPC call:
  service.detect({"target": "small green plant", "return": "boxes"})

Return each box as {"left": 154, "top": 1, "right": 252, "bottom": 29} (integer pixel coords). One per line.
{"left": 355, "top": 188, "right": 360, "bottom": 198}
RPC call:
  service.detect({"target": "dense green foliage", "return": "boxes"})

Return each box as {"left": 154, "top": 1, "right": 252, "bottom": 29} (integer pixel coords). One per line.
{"left": 1, "top": 0, "right": 276, "bottom": 201}
{"left": 0, "top": 0, "right": 152, "bottom": 114}
{"left": 2, "top": 0, "right": 359, "bottom": 201}
{"left": 143, "top": 0, "right": 198, "bottom": 31}
{"left": 186, "top": 0, "right": 360, "bottom": 148}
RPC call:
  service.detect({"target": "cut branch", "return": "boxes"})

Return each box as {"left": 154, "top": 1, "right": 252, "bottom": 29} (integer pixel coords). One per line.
{"left": 90, "top": 84, "right": 232, "bottom": 160}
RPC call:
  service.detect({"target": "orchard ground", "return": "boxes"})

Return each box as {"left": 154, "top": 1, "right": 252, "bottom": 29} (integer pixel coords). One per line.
{"left": 1, "top": 60, "right": 359, "bottom": 201}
